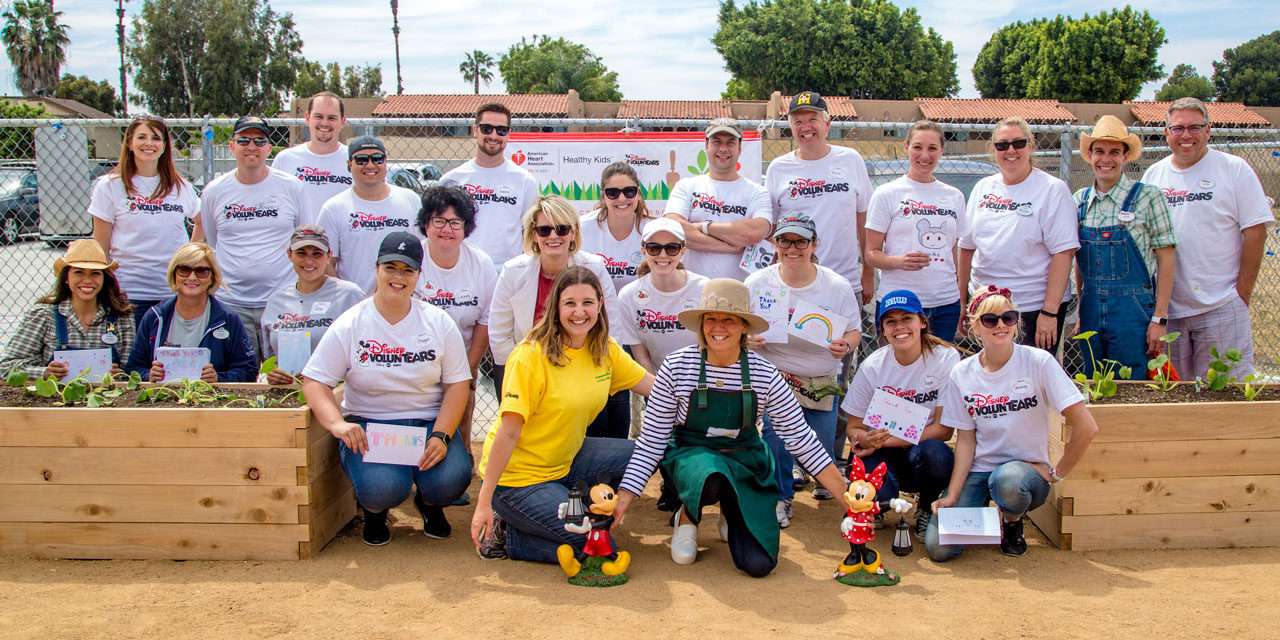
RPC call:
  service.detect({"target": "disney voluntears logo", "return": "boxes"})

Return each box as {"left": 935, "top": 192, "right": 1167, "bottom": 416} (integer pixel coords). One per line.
{"left": 964, "top": 391, "right": 1038, "bottom": 417}
{"left": 978, "top": 194, "right": 1033, "bottom": 213}
{"left": 224, "top": 203, "right": 280, "bottom": 220}
{"left": 1161, "top": 187, "right": 1214, "bottom": 207}
{"left": 625, "top": 153, "right": 660, "bottom": 167}
{"left": 462, "top": 183, "right": 518, "bottom": 206}
{"left": 786, "top": 177, "right": 850, "bottom": 199}
{"left": 899, "top": 199, "right": 957, "bottom": 218}
{"left": 418, "top": 281, "right": 480, "bottom": 308}
{"left": 356, "top": 339, "right": 436, "bottom": 367}
{"left": 270, "top": 313, "right": 333, "bottom": 331}
{"left": 598, "top": 253, "right": 638, "bottom": 278}
{"left": 295, "top": 167, "right": 352, "bottom": 186}
{"left": 691, "top": 192, "right": 748, "bottom": 216}
{"left": 128, "top": 196, "right": 185, "bottom": 214}
{"left": 636, "top": 309, "right": 683, "bottom": 333}
{"left": 881, "top": 385, "right": 939, "bottom": 404}
{"left": 348, "top": 211, "right": 410, "bottom": 230}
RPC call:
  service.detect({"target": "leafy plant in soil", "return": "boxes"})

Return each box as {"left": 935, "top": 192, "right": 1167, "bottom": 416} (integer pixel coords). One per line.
{"left": 1070, "top": 331, "right": 1132, "bottom": 402}
{"left": 1200, "top": 346, "right": 1242, "bottom": 392}
{"left": 5, "top": 369, "right": 142, "bottom": 407}
{"left": 1145, "top": 331, "right": 1182, "bottom": 393}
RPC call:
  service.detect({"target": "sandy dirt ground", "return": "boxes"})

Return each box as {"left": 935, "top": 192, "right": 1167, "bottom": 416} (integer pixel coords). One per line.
{"left": 1, "top": 480, "right": 1277, "bottom": 640}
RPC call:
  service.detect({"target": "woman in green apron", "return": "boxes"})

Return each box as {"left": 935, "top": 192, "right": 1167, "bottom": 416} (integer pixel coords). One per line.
{"left": 614, "top": 278, "right": 850, "bottom": 577}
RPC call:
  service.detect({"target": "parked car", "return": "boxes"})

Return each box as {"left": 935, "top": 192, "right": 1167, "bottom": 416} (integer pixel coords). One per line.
{"left": 0, "top": 163, "right": 38, "bottom": 245}
{"left": 387, "top": 166, "right": 426, "bottom": 195}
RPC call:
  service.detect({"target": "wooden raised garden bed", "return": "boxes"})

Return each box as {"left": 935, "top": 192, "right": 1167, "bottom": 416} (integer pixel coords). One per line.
{"left": 0, "top": 386, "right": 354, "bottom": 560}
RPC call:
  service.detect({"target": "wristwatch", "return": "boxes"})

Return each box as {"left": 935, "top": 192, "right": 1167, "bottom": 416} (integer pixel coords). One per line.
{"left": 429, "top": 431, "right": 451, "bottom": 447}
{"left": 700, "top": 220, "right": 713, "bottom": 237}
{"left": 1150, "top": 314, "right": 1168, "bottom": 326}
{"left": 1048, "top": 465, "right": 1064, "bottom": 483}
{"left": 1039, "top": 308, "right": 1060, "bottom": 319}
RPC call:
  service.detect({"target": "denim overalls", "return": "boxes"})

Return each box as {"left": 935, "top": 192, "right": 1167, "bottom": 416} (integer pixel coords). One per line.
{"left": 1076, "top": 182, "right": 1152, "bottom": 379}
{"left": 52, "top": 308, "right": 122, "bottom": 364}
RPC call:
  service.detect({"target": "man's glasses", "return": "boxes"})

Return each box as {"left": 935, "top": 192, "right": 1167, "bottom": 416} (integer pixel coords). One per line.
{"left": 1168, "top": 124, "right": 1207, "bottom": 136}
{"left": 429, "top": 217, "right": 465, "bottom": 230}
{"left": 993, "top": 138, "right": 1029, "bottom": 151}
{"left": 352, "top": 153, "right": 387, "bottom": 166}
{"left": 643, "top": 242, "right": 683, "bottom": 257}
{"left": 534, "top": 224, "right": 573, "bottom": 238}
{"left": 478, "top": 124, "right": 510, "bottom": 137}
{"left": 978, "top": 311, "right": 1020, "bottom": 328}
{"left": 604, "top": 186, "right": 639, "bottom": 199}
{"left": 175, "top": 265, "right": 213, "bottom": 279}
{"left": 235, "top": 136, "right": 270, "bottom": 147}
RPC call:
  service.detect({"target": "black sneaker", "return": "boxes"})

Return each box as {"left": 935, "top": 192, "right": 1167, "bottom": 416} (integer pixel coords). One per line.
{"left": 1000, "top": 518, "right": 1028, "bottom": 556}
{"left": 415, "top": 493, "right": 452, "bottom": 540}
{"left": 914, "top": 507, "right": 932, "bottom": 542}
{"left": 476, "top": 514, "right": 508, "bottom": 560}
{"left": 362, "top": 508, "right": 391, "bottom": 546}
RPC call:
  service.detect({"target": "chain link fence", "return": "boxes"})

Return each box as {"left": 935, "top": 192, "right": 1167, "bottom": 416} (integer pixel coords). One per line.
{"left": 0, "top": 117, "right": 1277, "bottom": 436}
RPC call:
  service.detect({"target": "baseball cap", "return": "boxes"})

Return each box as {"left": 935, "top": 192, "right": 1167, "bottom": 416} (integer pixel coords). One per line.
{"left": 289, "top": 225, "right": 330, "bottom": 252}
{"left": 348, "top": 135, "right": 387, "bottom": 159}
{"left": 641, "top": 217, "right": 686, "bottom": 242}
{"left": 233, "top": 116, "right": 269, "bottom": 135}
{"left": 705, "top": 117, "right": 743, "bottom": 140}
{"left": 376, "top": 231, "right": 423, "bottom": 271}
{"left": 876, "top": 289, "right": 924, "bottom": 325}
{"left": 772, "top": 214, "right": 817, "bottom": 240}
{"left": 787, "top": 91, "right": 828, "bottom": 115}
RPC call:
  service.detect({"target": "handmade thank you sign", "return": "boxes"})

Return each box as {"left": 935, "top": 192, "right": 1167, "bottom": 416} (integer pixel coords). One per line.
{"left": 277, "top": 330, "right": 312, "bottom": 374}
{"left": 53, "top": 348, "right": 112, "bottom": 382}
{"left": 937, "top": 507, "right": 1001, "bottom": 545}
{"left": 750, "top": 282, "right": 790, "bottom": 343}
{"left": 788, "top": 299, "right": 848, "bottom": 347}
{"left": 155, "top": 347, "right": 210, "bottom": 382}
{"left": 364, "top": 423, "right": 428, "bottom": 466}
{"left": 864, "top": 388, "right": 931, "bottom": 445}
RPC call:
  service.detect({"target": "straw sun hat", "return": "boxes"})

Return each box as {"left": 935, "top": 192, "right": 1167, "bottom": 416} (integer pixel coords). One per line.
{"left": 1080, "top": 115, "right": 1143, "bottom": 164}
{"left": 677, "top": 278, "right": 770, "bottom": 335}
{"left": 52, "top": 239, "right": 117, "bottom": 277}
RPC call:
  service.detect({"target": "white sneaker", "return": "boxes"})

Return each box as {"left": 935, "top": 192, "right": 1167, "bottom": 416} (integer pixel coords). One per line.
{"left": 776, "top": 499, "right": 793, "bottom": 529}
{"left": 718, "top": 512, "right": 729, "bottom": 542}
{"left": 671, "top": 509, "right": 699, "bottom": 565}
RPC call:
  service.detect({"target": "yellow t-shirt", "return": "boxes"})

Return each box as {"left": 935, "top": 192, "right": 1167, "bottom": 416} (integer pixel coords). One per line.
{"left": 480, "top": 337, "right": 646, "bottom": 487}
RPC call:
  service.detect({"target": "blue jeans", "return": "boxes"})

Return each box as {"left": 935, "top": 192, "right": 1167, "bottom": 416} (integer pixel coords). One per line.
{"left": 924, "top": 461, "right": 1050, "bottom": 562}
{"left": 923, "top": 301, "right": 962, "bottom": 343}
{"left": 338, "top": 416, "right": 473, "bottom": 513}
{"left": 492, "top": 437, "right": 635, "bottom": 564}
{"left": 859, "top": 439, "right": 955, "bottom": 507}
{"left": 764, "top": 403, "right": 838, "bottom": 501}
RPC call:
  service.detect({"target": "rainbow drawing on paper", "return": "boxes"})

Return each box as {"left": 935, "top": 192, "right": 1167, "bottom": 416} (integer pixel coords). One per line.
{"left": 793, "top": 312, "right": 835, "bottom": 342}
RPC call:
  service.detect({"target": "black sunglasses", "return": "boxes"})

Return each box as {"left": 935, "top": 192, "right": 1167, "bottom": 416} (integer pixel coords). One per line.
{"left": 175, "top": 265, "right": 213, "bottom": 278}
{"left": 478, "top": 123, "right": 510, "bottom": 136}
{"left": 234, "top": 136, "right": 270, "bottom": 147}
{"left": 604, "top": 186, "right": 639, "bottom": 199}
{"left": 978, "top": 310, "right": 1020, "bottom": 329}
{"left": 643, "top": 242, "right": 683, "bottom": 257}
{"left": 352, "top": 153, "right": 387, "bottom": 166}
{"left": 993, "top": 138, "right": 1029, "bottom": 151}
{"left": 534, "top": 224, "right": 573, "bottom": 238}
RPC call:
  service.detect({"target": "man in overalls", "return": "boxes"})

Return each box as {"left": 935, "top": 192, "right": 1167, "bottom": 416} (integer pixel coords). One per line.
{"left": 1073, "top": 116, "right": 1176, "bottom": 378}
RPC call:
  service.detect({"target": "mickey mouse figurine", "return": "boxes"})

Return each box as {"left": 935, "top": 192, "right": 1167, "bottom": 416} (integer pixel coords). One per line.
{"left": 835, "top": 457, "right": 912, "bottom": 587}
{"left": 556, "top": 479, "right": 631, "bottom": 587}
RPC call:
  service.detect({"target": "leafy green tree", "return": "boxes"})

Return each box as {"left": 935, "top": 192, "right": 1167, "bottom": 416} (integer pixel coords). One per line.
{"left": 1155, "top": 64, "right": 1214, "bottom": 102}
{"left": 974, "top": 8, "right": 1166, "bottom": 102}
{"left": 1, "top": 0, "right": 71, "bottom": 96}
{"left": 0, "top": 100, "right": 47, "bottom": 158}
{"left": 293, "top": 62, "right": 383, "bottom": 99}
{"left": 498, "top": 35, "right": 622, "bottom": 101}
{"left": 128, "top": 0, "right": 304, "bottom": 117}
{"left": 1212, "top": 31, "right": 1280, "bottom": 106}
{"left": 459, "top": 50, "right": 495, "bottom": 95}
{"left": 712, "top": 0, "right": 957, "bottom": 100}
{"left": 53, "top": 74, "right": 123, "bottom": 115}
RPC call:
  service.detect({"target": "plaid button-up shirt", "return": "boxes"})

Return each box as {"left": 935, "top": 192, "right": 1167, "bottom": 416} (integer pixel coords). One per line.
{"left": 1074, "top": 174, "right": 1177, "bottom": 279}
{"left": 0, "top": 300, "right": 135, "bottom": 379}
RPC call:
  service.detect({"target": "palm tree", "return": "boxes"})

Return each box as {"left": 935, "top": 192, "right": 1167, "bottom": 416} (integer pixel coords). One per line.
{"left": 2, "top": 0, "right": 71, "bottom": 97}
{"left": 459, "top": 50, "right": 494, "bottom": 95}
{"left": 390, "top": 0, "right": 403, "bottom": 95}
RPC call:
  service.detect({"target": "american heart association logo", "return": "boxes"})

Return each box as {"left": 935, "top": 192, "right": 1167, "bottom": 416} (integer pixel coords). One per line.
{"left": 511, "top": 150, "right": 527, "bottom": 165}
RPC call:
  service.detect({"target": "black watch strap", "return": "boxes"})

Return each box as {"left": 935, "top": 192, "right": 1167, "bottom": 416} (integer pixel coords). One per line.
{"left": 1039, "top": 308, "right": 1059, "bottom": 319}
{"left": 429, "top": 430, "right": 451, "bottom": 447}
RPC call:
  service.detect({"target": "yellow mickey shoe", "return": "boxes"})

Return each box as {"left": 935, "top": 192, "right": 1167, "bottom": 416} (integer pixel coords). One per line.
{"left": 835, "top": 561, "right": 862, "bottom": 577}
{"left": 864, "top": 554, "right": 883, "bottom": 575}
{"left": 557, "top": 544, "right": 581, "bottom": 577}
{"left": 602, "top": 551, "right": 631, "bottom": 576}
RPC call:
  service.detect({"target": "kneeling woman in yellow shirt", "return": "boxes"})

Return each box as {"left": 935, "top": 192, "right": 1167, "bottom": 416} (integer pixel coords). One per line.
{"left": 471, "top": 266, "right": 654, "bottom": 562}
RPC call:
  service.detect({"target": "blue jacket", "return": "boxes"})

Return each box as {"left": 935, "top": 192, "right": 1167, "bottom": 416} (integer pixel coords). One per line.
{"left": 126, "top": 295, "right": 257, "bottom": 382}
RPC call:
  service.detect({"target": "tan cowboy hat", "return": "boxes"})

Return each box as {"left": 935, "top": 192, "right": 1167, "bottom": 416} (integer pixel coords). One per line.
{"left": 677, "top": 278, "right": 770, "bottom": 336}
{"left": 1080, "top": 115, "right": 1143, "bottom": 164}
{"left": 52, "top": 239, "right": 117, "bottom": 277}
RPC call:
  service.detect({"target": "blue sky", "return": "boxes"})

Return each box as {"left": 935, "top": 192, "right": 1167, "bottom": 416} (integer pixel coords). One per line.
{"left": 2, "top": 0, "right": 1276, "bottom": 104}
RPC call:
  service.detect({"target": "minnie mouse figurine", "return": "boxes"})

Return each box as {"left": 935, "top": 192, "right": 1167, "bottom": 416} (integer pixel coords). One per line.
{"left": 556, "top": 479, "right": 631, "bottom": 587}
{"left": 835, "top": 457, "right": 912, "bottom": 587}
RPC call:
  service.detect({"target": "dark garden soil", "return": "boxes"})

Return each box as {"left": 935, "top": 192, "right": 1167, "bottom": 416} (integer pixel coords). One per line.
{"left": 1091, "top": 382, "right": 1280, "bottom": 404}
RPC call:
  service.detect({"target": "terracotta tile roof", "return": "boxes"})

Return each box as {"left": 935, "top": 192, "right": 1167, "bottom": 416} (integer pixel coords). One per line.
{"left": 915, "top": 98, "right": 1076, "bottom": 123}
{"left": 372, "top": 94, "right": 569, "bottom": 117}
{"left": 1127, "top": 101, "right": 1270, "bottom": 127}
{"left": 778, "top": 95, "right": 858, "bottom": 120}
{"left": 617, "top": 100, "right": 733, "bottom": 119}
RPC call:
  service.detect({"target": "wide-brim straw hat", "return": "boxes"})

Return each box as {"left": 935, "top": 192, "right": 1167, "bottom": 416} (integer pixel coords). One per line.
{"left": 52, "top": 239, "right": 117, "bottom": 277}
{"left": 677, "top": 278, "right": 770, "bottom": 336}
{"left": 1080, "top": 115, "right": 1143, "bottom": 164}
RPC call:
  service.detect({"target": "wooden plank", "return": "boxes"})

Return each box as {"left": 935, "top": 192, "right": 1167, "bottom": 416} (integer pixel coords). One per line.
{"left": 0, "top": 485, "right": 307, "bottom": 524}
{"left": 1061, "top": 511, "right": 1280, "bottom": 551}
{"left": 1071, "top": 439, "right": 1280, "bottom": 480}
{"left": 0, "top": 522, "right": 308, "bottom": 560}
{"left": 1027, "top": 493, "right": 1067, "bottom": 550}
{"left": 301, "top": 487, "right": 355, "bottom": 559}
{"left": 1060, "top": 475, "right": 1280, "bottom": 516}
{"left": 0, "top": 448, "right": 306, "bottom": 485}
{"left": 306, "top": 430, "right": 341, "bottom": 481}
{"left": 0, "top": 408, "right": 307, "bottom": 448}
{"left": 1086, "top": 402, "right": 1280, "bottom": 443}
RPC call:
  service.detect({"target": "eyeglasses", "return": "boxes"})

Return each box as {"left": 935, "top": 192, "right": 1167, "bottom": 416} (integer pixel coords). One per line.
{"left": 234, "top": 136, "right": 270, "bottom": 147}
{"left": 534, "top": 224, "right": 573, "bottom": 238}
{"left": 429, "top": 217, "right": 465, "bottom": 230}
{"left": 776, "top": 237, "right": 811, "bottom": 249}
{"left": 643, "top": 242, "right": 683, "bottom": 257}
{"left": 978, "top": 310, "right": 1020, "bottom": 329}
{"left": 604, "top": 186, "right": 639, "bottom": 199}
{"left": 992, "top": 138, "right": 1029, "bottom": 151}
{"left": 352, "top": 153, "right": 386, "bottom": 166}
{"left": 175, "top": 265, "right": 213, "bottom": 279}
{"left": 478, "top": 124, "right": 510, "bottom": 137}
{"left": 1167, "top": 124, "right": 1207, "bottom": 136}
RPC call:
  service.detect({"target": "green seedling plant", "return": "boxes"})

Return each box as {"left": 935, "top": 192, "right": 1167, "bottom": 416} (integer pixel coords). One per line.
{"left": 1070, "top": 331, "right": 1132, "bottom": 402}
{"left": 4, "top": 368, "right": 141, "bottom": 407}
{"left": 1241, "top": 374, "right": 1264, "bottom": 401}
{"left": 1145, "top": 331, "right": 1183, "bottom": 392}
{"left": 137, "top": 378, "right": 233, "bottom": 406}
{"left": 1199, "top": 346, "right": 1243, "bottom": 392}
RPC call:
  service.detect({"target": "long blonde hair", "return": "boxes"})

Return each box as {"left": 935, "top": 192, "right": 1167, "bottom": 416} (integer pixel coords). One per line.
{"left": 525, "top": 266, "right": 611, "bottom": 366}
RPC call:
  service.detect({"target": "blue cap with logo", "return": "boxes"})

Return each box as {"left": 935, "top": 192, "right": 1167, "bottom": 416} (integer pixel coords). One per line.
{"left": 876, "top": 289, "right": 924, "bottom": 325}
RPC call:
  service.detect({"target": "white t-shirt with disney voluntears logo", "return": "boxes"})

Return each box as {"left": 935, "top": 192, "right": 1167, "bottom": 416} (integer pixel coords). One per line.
{"left": 317, "top": 186, "right": 423, "bottom": 294}
{"left": 87, "top": 174, "right": 200, "bottom": 301}
{"left": 302, "top": 298, "right": 472, "bottom": 421}
{"left": 960, "top": 168, "right": 1080, "bottom": 312}
{"left": 841, "top": 343, "right": 961, "bottom": 418}
{"left": 765, "top": 145, "right": 874, "bottom": 289}
{"left": 615, "top": 271, "right": 709, "bottom": 366}
{"left": 199, "top": 169, "right": 305, "bottom": 308}
{"left": 271, "top": 143, "right": 351, "bottom": 225}
{"left": 578, "top": 211, "right": 645, "bottom": 290}
{"left": 664, "top": 174, "right": 772, "bottom": 280}
{"left": 1142, "top": 149, "right": 1275, "bottom": 319}
{"left": 745, "top": 264, "right": 860, "bottom": 377}
{"left": 940, "top": 344, "right": 1083, "bottom": 473}
{"left": 440, "top": 159, "right": 541, "bottom": 266}
{"left": 259, "top": 276, "right": 366, "bottom": 359}
{"left": 414, "top": 241, "right": 497, "bottom": 349}
{"left": 866, "top": 175, "right": 966, "bottom": 307}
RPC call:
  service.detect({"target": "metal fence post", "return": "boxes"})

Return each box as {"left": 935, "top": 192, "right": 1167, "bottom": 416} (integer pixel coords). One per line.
{"left": 1060, "top": 129, "right": 1074, "bottom": 185}
{"left": 200, "top": 114, "right": 214, "bottom": 187}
